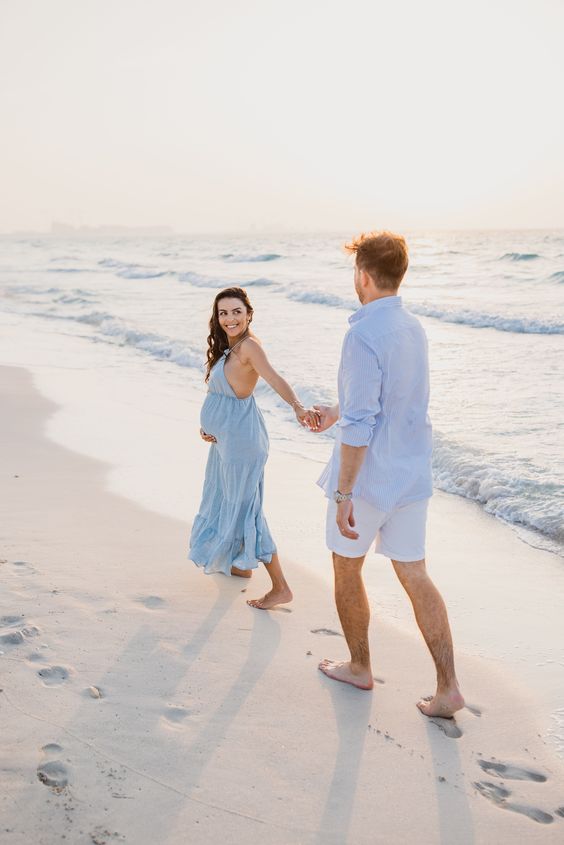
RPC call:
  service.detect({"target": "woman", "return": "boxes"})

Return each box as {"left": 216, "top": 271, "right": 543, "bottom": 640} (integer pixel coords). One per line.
{"left": 189, "top": 287, "right": 317, "bottom": 610}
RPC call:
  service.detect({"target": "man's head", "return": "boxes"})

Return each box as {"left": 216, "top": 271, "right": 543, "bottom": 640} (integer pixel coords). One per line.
{"left": 345, "top": 230, "right": 409, "bottom": 304}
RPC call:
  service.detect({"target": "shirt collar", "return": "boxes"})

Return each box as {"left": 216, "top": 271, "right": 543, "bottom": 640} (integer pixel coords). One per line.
{"left": 349, "top": 295, "right": 402, "bottom": 324}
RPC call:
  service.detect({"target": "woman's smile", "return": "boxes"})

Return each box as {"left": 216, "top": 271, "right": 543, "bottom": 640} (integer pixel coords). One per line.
{"left": 217, "top": 298, "right": 249, "bottom": 342}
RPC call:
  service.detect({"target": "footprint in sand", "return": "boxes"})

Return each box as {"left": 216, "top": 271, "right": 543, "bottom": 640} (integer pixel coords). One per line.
{"left": 555, "top": 807, "right": 564, "bottom": 818}
{"left": 37, "top": 665, "right": 70, "bottom": 686}
{"left": 474, "top": 781, "right": 553, "bottom": 825}
{"left": 0, "top": 630, "right": 25, "bottom": 646}
{"left": 161, "top": 705, "right": 192, "bottom": 727}
{"left": 429, "top": 717, "right": 463, "bottom": 739}
{"left": 0, "top": 625, "right": 40, "bottom": 647}
{"left": 89, "top": 826, "right": 125, "bottom": 844}
{"left": 465, "top": 703, "right": 482, "bottom": 717}
{"left": 12, "top": 560, "right": 35, "bottom": 574}
{"left": 136, "top": 595, "right": 166, "bottom": 610}
{"left": 310, "top": 628, "right": 343, "bottom": 637}
{"left": 37, "top": 760, "right": 69, "bottom": 789}
{"left": 478, "top": 759, "right": 547, "bottom": 782}
{"left": 26, "top": 652, "right": 45, "bottom": 663}
{"left": 37, "top": 744, "right": 69, "bottom": 790}
{"left": 0, "top": 614, "right": 25, "bottom": 626}
{"left": 41, "top": 743, "right": 63, "bottom": 755}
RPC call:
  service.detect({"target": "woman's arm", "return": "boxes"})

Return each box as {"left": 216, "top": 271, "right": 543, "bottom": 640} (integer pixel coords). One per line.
{"left": 242, "top": 338, "right": 317, "bottom": 427}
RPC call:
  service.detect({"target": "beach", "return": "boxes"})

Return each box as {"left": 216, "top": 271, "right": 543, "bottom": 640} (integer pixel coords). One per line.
{"left": 1, "top": 363, "right": 564, "bottom": 844}
{"left": 3, "top": 0, "right": 564, "bottom": 837}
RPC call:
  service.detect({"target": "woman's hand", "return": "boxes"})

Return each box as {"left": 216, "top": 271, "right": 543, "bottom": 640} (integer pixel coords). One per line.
{"left": 294, "top": 405, "right": 321, "bottom": 430}
{"left": 200, "top": 427, "right": 217, "bottom": 443}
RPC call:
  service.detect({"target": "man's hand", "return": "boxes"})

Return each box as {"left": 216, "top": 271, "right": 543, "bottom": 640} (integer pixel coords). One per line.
{"left": 312, "top": 404, "right": 339, "bottom": 433}
{"left": 336, "top": 499, "right": 359, "bottom": 539}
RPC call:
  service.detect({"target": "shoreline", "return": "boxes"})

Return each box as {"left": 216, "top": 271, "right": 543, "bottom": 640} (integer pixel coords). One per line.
{"left": 1, "top": 364, "right": 564, "bottom": 843}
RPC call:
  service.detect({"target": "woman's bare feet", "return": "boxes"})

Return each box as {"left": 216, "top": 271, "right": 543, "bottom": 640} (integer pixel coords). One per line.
{"left": 247, "top": 585, "right": 292, "bottom": 610}
{"left": 231, "top": 566, "right": 252, "bottom": 578}
{"left": 318, "top": 659, "right": 374, "bottom": 690}
{"left": 417, "top": 689, "right": 465, "bottom": 718}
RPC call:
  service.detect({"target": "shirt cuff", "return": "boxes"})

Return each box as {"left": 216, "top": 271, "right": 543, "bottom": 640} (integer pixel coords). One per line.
{"left": 339, "top": 420, "right": 373, "bottom": 447}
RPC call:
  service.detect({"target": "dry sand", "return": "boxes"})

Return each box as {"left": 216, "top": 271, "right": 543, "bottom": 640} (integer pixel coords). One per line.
{"left": 1, "top": 365, "right": 564, "bottom": 844}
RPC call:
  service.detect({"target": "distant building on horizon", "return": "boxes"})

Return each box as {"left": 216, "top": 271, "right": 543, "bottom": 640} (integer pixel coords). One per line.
{"left": 50, "top": 222, "right": 175, "bottom": 236}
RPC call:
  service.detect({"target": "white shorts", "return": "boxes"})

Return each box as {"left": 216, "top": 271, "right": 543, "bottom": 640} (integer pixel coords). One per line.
{"left": 326, "top": 497, "right": 429, "bottom": 562}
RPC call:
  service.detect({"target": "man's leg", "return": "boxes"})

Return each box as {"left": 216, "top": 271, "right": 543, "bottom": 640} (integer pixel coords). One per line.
{"left": 247, "top": 551, "right": 293, "bottom": 610}
{"left": 319, "top": 552, "right": 374, "bottom": 690}
{"left": 392, "top": 559, "right": 464, "bottom": 717}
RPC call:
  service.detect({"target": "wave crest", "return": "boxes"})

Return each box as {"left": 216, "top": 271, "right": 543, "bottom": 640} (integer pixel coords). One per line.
{"left": 178, "top": 271, "right": 275, "bottom": 288}
{"left": 39, "top": 309, "right": 203, "bottom": 369}
{"left": 433, "top": 434, "right": 564, "bottom": 549}
{"left": 501, "top": 252, "right": 540, "bottom": 261}
{"left": 98, "top": 258, "right": 169, "bottom": 279}
{"left": 221, "top": 253, "right": 282, "bottom": 263}
{"left": 410, "top": 304, "right": 564, "bottom": 334}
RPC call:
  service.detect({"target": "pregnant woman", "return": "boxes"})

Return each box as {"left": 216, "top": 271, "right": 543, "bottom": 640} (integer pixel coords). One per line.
{"left": 189, "top": 286, "right": 317, "bottom": 610}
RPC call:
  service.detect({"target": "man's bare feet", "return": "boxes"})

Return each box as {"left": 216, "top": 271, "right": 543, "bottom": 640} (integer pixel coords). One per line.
{"left": 318, "top": 658, "right": 374, "bottom": 690}
{"left": 247, "top": 585, "right": 292, "bottom": 610}
{"left": 417, "top": 689, "right": 465, "bottom": 718}
{"left": 231, "top": 566, "right": 252, "bottom": 578}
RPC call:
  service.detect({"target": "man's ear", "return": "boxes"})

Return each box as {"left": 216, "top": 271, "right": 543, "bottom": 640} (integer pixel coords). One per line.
{"left": 359, "top": 268, "right": 372, "bottom": 289}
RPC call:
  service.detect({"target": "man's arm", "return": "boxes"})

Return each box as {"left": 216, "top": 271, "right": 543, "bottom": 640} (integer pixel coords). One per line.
{"left": 335, "top": 333, "right": 382, "bottom": 539}
{"left": 338, "top": 444, "right": 368, "bottom": 495}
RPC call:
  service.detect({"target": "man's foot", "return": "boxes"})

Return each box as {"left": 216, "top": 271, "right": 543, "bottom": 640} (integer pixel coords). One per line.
{"left": 247, "top": 585, "right": 292, "bottom": 610}
{"left": 417, "top": 689, "right": 465, "bottom": 718}
{"left": 318, "top": 659, "right": 374, "bottom": 690}
{"left": 231, "top": 566, "right": 252, "bottom": 578}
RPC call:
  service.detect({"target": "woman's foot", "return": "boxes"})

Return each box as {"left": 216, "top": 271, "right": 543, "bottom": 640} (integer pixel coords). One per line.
{"left": 231, "top": 566, "right": 252, "bottom": 578}
{"left": 247, "top": 584, "right": 293, "bottom": 610}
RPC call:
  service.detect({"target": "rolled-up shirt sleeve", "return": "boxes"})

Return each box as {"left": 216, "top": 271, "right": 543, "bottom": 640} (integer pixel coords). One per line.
{"left": 338, "top": 331, "right": 382, "bottom": 447}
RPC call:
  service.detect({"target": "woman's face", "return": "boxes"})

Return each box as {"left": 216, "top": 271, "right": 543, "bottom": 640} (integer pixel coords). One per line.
{"left": 216, "top": 297, "right": 249, "bottom": 340}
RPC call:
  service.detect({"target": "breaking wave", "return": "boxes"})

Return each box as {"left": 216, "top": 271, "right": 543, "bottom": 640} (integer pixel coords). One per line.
{"left": 501, "top": 252, "right": 541, "bottom": 261}
{"left": 221, "top": 253, "right": 282, "bottom": 263}
{"left": 433, "top": 433, "right": 564, "bottom": 551}
{"left": 178, "top": 271, "right": 275, "bottom": 288}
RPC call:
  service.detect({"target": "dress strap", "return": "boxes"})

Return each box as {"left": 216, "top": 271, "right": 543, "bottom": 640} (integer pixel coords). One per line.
{"left": 223, "top": 333, "right": 249, "bottom": 358}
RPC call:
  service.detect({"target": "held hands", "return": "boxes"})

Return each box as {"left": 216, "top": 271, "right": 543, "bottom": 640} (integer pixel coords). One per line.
{"left": 311, "top": 404, "right": 338, "bottom": 433}
{"left": 294, "top": 404, "right": 320, "bottom": 430}
{"left": 200, "top": 427, "right": 217, "bottom": 444}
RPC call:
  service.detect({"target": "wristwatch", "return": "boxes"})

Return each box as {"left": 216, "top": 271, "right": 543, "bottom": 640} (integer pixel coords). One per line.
{"left": 333, "top": 490, "right": 353, "bottom": 503}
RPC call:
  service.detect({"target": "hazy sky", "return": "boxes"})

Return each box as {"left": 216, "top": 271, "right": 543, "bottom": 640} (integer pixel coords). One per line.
{"left": 1, "top": 0, "right": 563, "bottom": 232}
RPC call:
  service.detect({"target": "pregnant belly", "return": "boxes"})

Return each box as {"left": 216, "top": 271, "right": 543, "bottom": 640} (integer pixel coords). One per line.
{"left": 200, "top": 395, "right": 269, "bottom": 460}
{"left": 200, "top": 395, "right": 226, "bottom": 437}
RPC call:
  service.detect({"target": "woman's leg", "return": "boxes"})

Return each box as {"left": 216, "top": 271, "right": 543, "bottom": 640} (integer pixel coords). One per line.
{"left": 247, "top": 552, "right": 293, "bottom": 610}
{"left": 230, "top": 566, "right": 252, "bottom": 578}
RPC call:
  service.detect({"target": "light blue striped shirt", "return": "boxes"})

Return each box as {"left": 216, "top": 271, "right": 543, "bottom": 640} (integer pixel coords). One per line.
{"left": 317, "top": 295, "right": 433, "bottom": 511}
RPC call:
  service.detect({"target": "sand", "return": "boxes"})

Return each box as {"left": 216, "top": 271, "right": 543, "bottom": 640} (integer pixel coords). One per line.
{"left": 1, "top": 364, "right": 564, "bottom": 844}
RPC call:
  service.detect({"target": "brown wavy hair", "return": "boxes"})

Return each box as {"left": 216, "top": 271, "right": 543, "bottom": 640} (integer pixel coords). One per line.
{"left": 205, "top": 287, "right": 254, "bottom": 382}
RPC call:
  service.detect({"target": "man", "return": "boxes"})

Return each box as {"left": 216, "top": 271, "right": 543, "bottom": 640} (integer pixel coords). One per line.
{"left": 314, "top": 230, "right": 464, "bottom": 718}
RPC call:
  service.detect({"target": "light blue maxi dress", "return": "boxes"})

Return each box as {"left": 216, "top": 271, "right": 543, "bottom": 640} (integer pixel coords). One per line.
{"left": 189, "top": 351, "right": 276, "bottom": 575}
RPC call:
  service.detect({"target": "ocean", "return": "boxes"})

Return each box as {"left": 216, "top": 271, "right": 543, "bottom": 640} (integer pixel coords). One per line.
{"left": 1, "top": 229, "right": 563, "bottom": 557}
